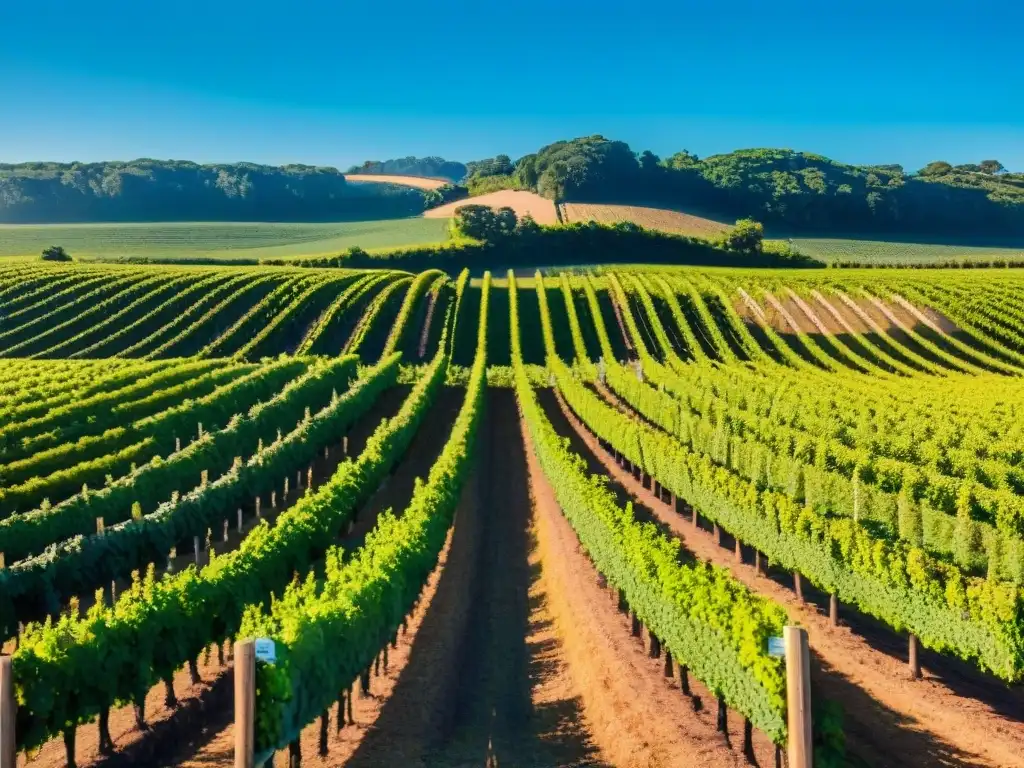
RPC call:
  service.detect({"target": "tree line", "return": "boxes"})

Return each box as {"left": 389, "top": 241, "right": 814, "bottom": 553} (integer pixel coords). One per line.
{"left": 0, "top": 160, "right": 428, "bottom": 223}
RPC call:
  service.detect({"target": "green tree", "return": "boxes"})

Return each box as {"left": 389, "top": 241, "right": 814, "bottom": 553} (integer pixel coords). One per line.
{"left": 722, "top": 219, "right": 764, "bottom": 253}
{"left": 41, "top": 245, "right": 72, "bottom": 261}
{"left": 453, "top": 204, "right": 518, "bottom": 241}
{"left": 979, "top": 160, "right": 1005, "bottom": 175}
{"left": 919, "top": 161, "right": 953, "bottom": 177}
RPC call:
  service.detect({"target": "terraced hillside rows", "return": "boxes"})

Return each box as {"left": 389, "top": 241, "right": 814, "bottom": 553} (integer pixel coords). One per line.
{"left": 1, "top": 261, "right": 1024, "bottom": 768}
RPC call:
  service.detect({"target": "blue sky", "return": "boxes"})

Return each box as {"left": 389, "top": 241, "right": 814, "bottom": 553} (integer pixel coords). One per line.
{"left": 2, "top": 0, "right": 1022, "bottom": 170}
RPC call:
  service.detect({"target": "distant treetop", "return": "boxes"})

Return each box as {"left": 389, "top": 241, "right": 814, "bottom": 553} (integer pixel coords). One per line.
{"left": 346, "top": 156, "right": 467, "bottom": 183}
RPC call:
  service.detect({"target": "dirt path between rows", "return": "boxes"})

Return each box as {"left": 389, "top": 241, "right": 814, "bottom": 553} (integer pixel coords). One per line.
{"left": 554, "top": 387, "right": 1024, "bottom": 768}
{"left": 338, "top": 390, "right": 603, "bottom": 767}
{"left": 163, "top": 388, "right": 466, "bottom": 768}
{"left": 527, "top": 394, "right": 775, "bottom": 768}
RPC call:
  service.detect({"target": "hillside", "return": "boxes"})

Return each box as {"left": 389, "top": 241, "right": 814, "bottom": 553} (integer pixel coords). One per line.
{"left": 462, "top": 136, "right": 1024, "bottom": 240}
{"left": 425, "top": 190, "right": 559, "bottom": 224}
{"left": 560, "top": 202, "right": 731, "bottom": 239}
{"left": 0, "top": 160, "right": 428, "bottom": 223}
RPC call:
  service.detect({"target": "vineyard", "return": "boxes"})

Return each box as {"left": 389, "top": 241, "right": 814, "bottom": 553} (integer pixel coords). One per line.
{"left": 0, "top": 260, "right": 1023, "bottom": 768}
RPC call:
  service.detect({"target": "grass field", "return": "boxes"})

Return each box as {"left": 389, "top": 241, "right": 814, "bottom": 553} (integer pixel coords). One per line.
{"left": 792, "top": 237, "right": 1024, "bottom": 265}
{"left": 0, "top": 218, "right": 452, "bottom": 261}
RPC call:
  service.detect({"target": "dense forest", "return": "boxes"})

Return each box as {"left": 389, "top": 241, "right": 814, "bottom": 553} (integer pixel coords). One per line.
{"left": 346, "top": 156, "right": 466, "bottom": 182}
{"left": 462, "top": 136, "right": 1024, "bottom": 239}
{"left": 0, "top": 160, "right": 427, "bottom": 223}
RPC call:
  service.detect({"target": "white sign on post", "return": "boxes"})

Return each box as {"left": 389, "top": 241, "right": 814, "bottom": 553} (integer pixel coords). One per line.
{"left": 255, "top": 637, "right": 277, "bottom": 665}
{"left": 768, "top": 636, "right": 786, "bottom": 658}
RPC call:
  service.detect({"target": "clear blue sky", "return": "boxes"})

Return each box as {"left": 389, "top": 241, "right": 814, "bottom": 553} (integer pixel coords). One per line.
{"left": 2, "top": 0, "right": 1022, "bottom": 171}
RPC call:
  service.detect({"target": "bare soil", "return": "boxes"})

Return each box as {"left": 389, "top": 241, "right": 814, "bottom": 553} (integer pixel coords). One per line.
{"left": 424, "top": 190, "right": 559, "bottom": 225}
{"left": 528, "top": 393, "right": 774, "bottom": 767}
{"left": 343, "top": 174, "right": 450, "bottom": 190}
{"left": 561, "top": 203, "right": 730, "bottom": 239}
{"left": 569, "top": 385, "right": 1024, "bottom": 768}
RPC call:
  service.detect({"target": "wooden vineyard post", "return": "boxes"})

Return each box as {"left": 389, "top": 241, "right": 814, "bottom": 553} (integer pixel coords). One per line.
{"left": 829, "top": 595, "right": 839, "bottom": 627}
{"left": 909, "top": 634, "right": 921, "bottom": 680}
{"left": 237, "top": 508, "right": 244, "bottom": 532}
{"left": 343, "top": 435, "right": 348, "bottom": 455}
{"left": 734, "top": 538, "right": 742, "bottom": 564}
{"left": 785, "top": 626, "right": 812, "bottom": 768}
{"left": 1, "top": 655, "right": 14, "bottom": 768}
{"left": 234, "top": 640, "right": 255, "bottom": 768}
{"left": 194, "top": 536, "right": 201, "bottom": 566}
{"left": 96, "top": 517, "right": 105, "bottom": 534}
{"left": 794, "top": 572, "right": 804, "bottom": 602}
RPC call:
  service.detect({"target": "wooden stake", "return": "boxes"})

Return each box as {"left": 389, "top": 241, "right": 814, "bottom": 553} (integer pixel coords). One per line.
{"left": 255, "top": 496, "right": 262, "bottom": 519}
{"left": 754, "top": 550, "right": 762, "bottom": 575}
{"left": 743, "top": 717, "right": 755, "bottom": 763}
{"left": 318, "top": 711, "right": 329, "bottom": 756}
{"left": 237, "top": 508, "right": 243, "bottom": 532}
{"left": 1, "top": 656, "right": 15, "bottom": 768}
{"left": 343, "top": 435, "right": 348, "bottom": 455}
{"left": 271, "top": 490, "right": 277, "bottom": 509}
{"left": 794, "top": 572, "right": 804, "bottom": 602}
{"left": 194, "top": 536, "right": 201, "bottom": 566}
{"left": 96, "top": 517, "right": 105, "bottom": 534}
{"left": 785, "top": 626, "right": 812, "bottom": 768}
{"left": 716, "top": 696, "right": 728, "bottom": 738}
{"left": 234, "top": 640, "right": 255, "bottom": 768}
{"left": 223, "top": 519, "right": 229, "bottom": 543}
{"left": 909, "top": 633, "right": 921, "bottom": 679}
{"left": 734, "top": 537, "right": 742, "bottom": 564}
{"left": 830, "top": 594, "right": 839, "bottom": 627}
{"left": 713, "top": 522, "right": 721, "bottom": 545}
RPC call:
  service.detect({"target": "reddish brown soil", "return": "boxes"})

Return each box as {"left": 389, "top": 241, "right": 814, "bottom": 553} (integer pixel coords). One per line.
{"left": 526, "top": 396, "right": 772, "bottom": 768}
{"left": 338, "top": 391, "right": 604, "bottom": 767}
{"left": 563, "top": 386, "right": 1024, "bottom": 768}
